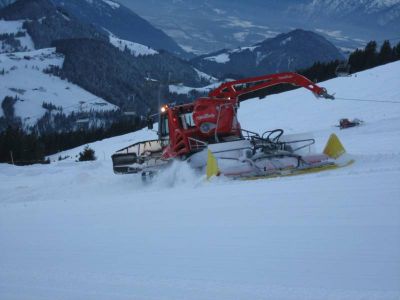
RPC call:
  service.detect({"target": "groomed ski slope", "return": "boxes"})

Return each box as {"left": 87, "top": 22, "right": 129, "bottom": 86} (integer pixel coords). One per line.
{"left": 1, "top": 62, "right": 400, "bottom": 300}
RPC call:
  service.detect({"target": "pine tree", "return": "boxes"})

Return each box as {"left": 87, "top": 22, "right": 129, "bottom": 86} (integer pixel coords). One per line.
{"left": 394, "top": 42, "right": 400, "bottom": 59}
{"left": 378, "top": 40, "right": 393, "bottom": 64}
{"left": 348, "top": 49, "right": 365, "bottom": 72}
{"left": 78, "top": 145, "right": 96, "bottom": 161}
{"left": 364, "top": 41, "right": 378, "bottom": 69}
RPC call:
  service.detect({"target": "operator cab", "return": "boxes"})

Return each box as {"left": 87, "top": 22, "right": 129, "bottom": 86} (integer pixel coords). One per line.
{"left": 157, "top": 104, "right": 196, "bottom": 136}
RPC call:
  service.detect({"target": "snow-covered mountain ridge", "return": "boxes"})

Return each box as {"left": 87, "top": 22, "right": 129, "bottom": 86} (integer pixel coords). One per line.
{"left": 298, "top": 0, "right": 400, "bottom": 25}
{"left": 53, "top": 0, "right": 189, "bottom": 58}
{"left": 0, "top": 0, "right": 216, "bottom": 131}
{"left": 120, "top": 0, "right": 400, "bottom": 54}
{"left": 305, "top": 0, "right": 400, "bottom": 13}
{"left": 191, "top": 29, "right": 344, "bottom": 78}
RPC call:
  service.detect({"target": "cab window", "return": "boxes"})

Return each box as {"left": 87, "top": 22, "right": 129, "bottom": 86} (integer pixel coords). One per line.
{"left": 159, "top": 114, "right": 169, "bottom": 137}
{"left": 181, "top": 112, "right": 195, "bottom": 129}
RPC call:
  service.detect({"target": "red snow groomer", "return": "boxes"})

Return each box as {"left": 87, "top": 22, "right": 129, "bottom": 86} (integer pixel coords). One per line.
{"left": 112, "top": 72, "right": 350, "bottom": 180}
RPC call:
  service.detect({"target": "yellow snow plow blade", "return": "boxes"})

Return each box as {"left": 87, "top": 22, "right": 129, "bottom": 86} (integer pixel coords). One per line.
{"left": 206, "top": 150, "right": 220, "bottom": 179}
{"left": 323, "top": 133, "right": 346, "bottom": 159}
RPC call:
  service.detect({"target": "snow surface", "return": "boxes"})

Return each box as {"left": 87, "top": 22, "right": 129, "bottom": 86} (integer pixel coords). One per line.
{"left": 169, "top": 82, "right": 221, "bottom": 95}
{"left": 102, "top": 0, "right": 120, "bottom": 9}
{"left": 0, "top": 20, "right": 26, "bottom": 34}
{"left": 203, "top": 46, "right": 260, "bottom": 64}
{"left": 0, "top": 20, "right": 35, "bottom": 53}
{"left": 280, "top": 36, "right": 292, "bottom": 46}
{"left": 307, "top": 0, "right": 400, "bottom": 13}
{"left": 0, "top": 48, "right": 118, "bottom": 125}
{"left": 231, "top": 45, "right": 259, "bottom": 53}
{"left": 1, "top": 62, "right": 400, "bottom": 299}
{"left": 194, "top": 68, "right": 218, "bottom": 82}
{"left": 204, "top": 52, "right": 230, "bottom": 64}
{"left": 109, "top": 34, "right": 158, "bottom": 57}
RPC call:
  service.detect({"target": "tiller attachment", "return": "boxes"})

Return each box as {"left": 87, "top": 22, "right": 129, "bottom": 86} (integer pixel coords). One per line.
{"left": 206, "top": 131, "right": 351, "bottom": 180}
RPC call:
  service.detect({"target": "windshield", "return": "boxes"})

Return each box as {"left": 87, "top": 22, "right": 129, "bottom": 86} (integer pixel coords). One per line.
{"left": 159, "top": 114, "right": 169, "bottom": 138}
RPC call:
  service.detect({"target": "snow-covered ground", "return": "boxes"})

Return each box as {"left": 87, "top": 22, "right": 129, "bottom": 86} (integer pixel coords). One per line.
{"left": 0, "top": 48, "right": 118, "bottom": 126}
{"left": 203, "top": 45, "right": 260, "bottom": 64}
{"left": 194, "top": 68, "right": 218, "bottom": 82}
{"left": 109, "top": 34, "right": 158, "bottom": 57}
{"left": 102, "top": 0, "right": 120, "bottom": 10}
{"left": 204, "top": 52, "right": 231, "bottom": 63}
{"left": 0, "top": 20, "right": 35, "bottom": 53}
{"left": 1, "top": 62, "right": 400, "bottom": 300}
{"left": 169, "top": 81, "right": 221, "bottom": 95}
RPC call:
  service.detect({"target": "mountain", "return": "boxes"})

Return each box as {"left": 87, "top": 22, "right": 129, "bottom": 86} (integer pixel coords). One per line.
{"left": 52, "top": 38, "right": 212, "bottom": 113}
{"left": 0, "top": 48, "right": 118, "bottom": 130}
{"left": 4, "top": 0, "right": 397, "bottom": 54}
{"left": 292, "top": 0, "right": 400, "bottom": 27}
{"left": 119, "top": 0, "right": 400, "bottom": 54}
{"left": 118, "top": 0, "right": 281, "bottom": 55}
{"left": 0, "top": 0, "right": 190, "bottom": 58}
{"left": 191, "top": 29, "right": 344, "bottom": 78}
{"left": 0, "top": 0, "right": 108, "bottom": 49}
{"left": 52, "top": 0, "right": 189, "bottom": 58}
{"left": 0, "top": 0, "right": 214, "bottom": 132}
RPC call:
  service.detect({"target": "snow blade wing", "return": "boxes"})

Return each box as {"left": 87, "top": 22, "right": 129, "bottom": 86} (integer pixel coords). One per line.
{"left": 206, "top": 149, "right": 220, "bottom": 179}
{"left": 323, "top": 134, "right": 346, "bottom": 159}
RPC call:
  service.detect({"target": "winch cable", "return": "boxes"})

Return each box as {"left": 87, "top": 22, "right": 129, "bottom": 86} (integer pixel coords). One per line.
{"left": 334, "top": 97, "right": 400, "bottom": 104}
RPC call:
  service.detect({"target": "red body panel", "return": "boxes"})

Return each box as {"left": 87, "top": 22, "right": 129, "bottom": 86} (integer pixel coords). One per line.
{"left": 192, "top": 98, "right": 241, "bottom": 136}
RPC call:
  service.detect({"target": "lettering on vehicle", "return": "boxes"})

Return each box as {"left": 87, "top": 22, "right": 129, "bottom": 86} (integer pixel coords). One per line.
{"left": 197, "top": 113, "right": 216, "bottom": 120}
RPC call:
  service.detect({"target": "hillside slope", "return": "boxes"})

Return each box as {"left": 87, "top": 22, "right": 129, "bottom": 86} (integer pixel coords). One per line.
{"left": 0, "top": 0, "right": 108, "bottom": 49}
{"left": 0, "top": 19, "right": 34, "bottom": 53}
{"left": 192, "top": 29, "right": 344, "bottom": 78}
{"left": 52, "top": 0, "right": 189, "bottom": 58}
{"left": 0, "top": 0, "right": 214, "bottom": 129}
{"left": 0, "top": 48, "right": 117, "bottom": 127}
{"left": 1, "top": 62, "right": 399, "bottom": 300}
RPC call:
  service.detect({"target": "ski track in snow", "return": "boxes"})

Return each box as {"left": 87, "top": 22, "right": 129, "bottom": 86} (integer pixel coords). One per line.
{"left": 1, "top": 62, "right": 400, "bottom": 300}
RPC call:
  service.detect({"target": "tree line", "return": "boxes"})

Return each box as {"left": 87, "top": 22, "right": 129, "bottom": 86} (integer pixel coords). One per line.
{"left": 256, "top": 40, "right": 400, "bottom": 97}
{"left": 0, "top": 114, "right": 146, "bottom": 164}
{"left": 301, "top": 40, "right": 400, "bottom": 82}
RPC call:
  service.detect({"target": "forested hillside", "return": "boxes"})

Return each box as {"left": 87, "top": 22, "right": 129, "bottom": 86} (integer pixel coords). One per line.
{"left": 51, "top": 39, "right": 210, "bottom": 112}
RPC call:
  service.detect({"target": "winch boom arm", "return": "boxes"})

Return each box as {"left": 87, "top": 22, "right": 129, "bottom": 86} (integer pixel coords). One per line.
{"left": 208, "top": 72, "right": 334, "bottom": 102}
